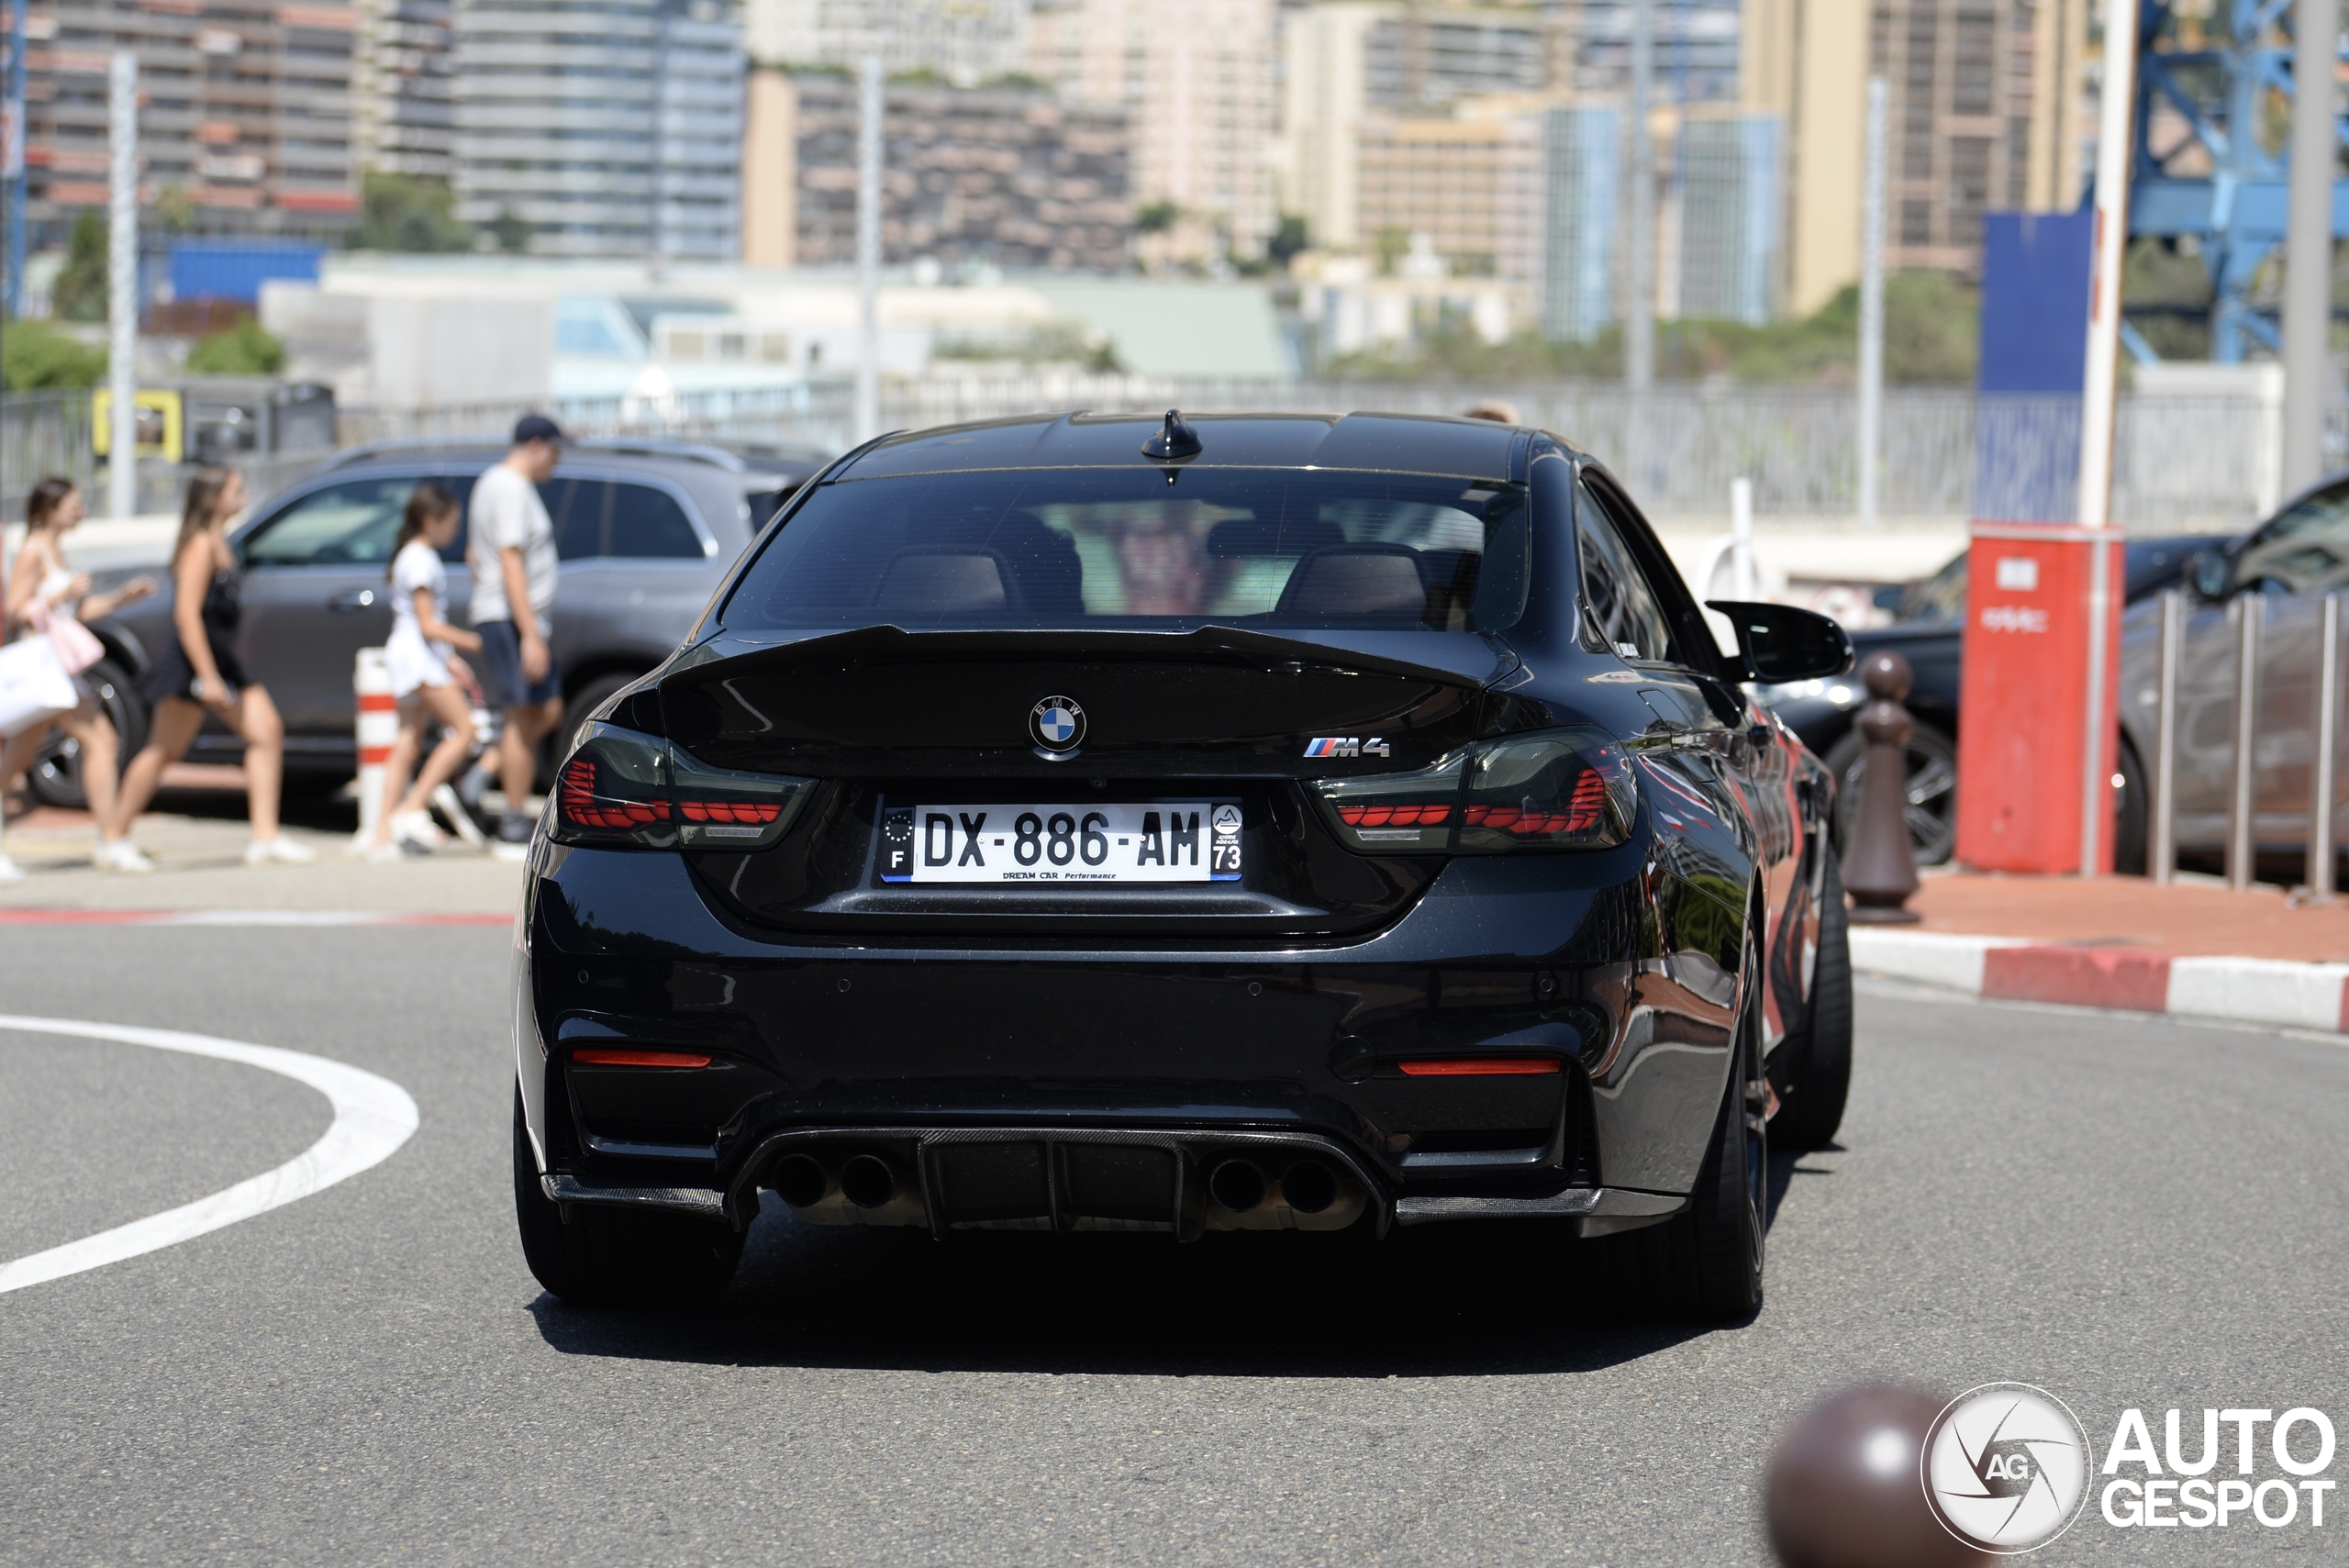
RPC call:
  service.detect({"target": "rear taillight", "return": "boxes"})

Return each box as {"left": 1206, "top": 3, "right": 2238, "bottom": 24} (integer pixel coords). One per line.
{"left": 1310, "top": 727, "right": 1635, "bottom": 854}
{"left": 551, "top": 723, "right": 814, "bottom": 850}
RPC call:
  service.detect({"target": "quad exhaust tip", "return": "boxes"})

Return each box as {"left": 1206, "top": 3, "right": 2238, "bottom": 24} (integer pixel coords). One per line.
{"left": 773, "top": 1152, "right": 831, "bottom": 1209}
{"left": 839, "top": 1152, "right": 901, "bottom": 1209}
{"left": 1208, "top": 1158, "right": 1268, "bottom": 1214}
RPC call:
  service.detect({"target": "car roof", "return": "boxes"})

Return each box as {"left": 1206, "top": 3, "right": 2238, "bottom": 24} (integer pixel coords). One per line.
{"left": 838, "top": 411, "right": 1529, "bottom": 484}
{"left": 323, "top": 434, "right": 826, "bottom": 484}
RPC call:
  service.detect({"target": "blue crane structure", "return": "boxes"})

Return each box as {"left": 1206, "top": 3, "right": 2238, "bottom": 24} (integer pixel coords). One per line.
{"left": 2126, "top": 0, "right": 2349, "bottom": 361}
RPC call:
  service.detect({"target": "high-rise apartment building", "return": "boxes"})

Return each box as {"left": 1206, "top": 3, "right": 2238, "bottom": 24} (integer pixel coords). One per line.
{"left": 1677, "top": 112, "right": 1779, "bottom": 323}
{"left": 765, "top": 73, "right": 1130, "bottom": 271}
{"left": 1570, "top": 0, "right": 1742, "bottom": 103}
{"left": 1540, "top": 105, "right": 1617, "bottom": 342}
{"left": 17, "top": 0, "right": 360, "bottom": 242}
{"left": 452, "top": 0, "right": 745, "bottom": 260}
{"left": 742, "top": 0, "right": 1029, "bottom": 82}
{"left": 1360, "top": 4, "right": 1552, "bottom": 112}
{"left": 353, "top": 0, "right": 455, "bottom": 177}
{"left": 1744, "top": 0, "right": 2085, "bottom": 314}
{"left": 1277, "top": 1, "right": 1394, "bottom": 252}
{"left": 1025, "top": 0, "right": 1277, "bottom": 263}
{"left": 1353, "top": 107, "right": 1542, "bottom": 282}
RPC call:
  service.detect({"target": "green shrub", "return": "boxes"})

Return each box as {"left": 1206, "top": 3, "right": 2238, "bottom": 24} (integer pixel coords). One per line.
{"left": 3, "top": 318, "right": 107, "bottom": 390}
{"left": 184, "top": 317, "right": 285, "bottom": 375}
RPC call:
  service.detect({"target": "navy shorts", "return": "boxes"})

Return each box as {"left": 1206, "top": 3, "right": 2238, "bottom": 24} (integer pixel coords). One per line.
{"left": 476, "top": 619, "right": 562, "bottom": 710}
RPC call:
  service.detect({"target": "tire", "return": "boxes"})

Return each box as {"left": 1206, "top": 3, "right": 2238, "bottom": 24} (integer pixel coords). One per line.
{"left": 1617, "top": 936, "right": 1766, "bottom": 1321}
{"left": 2111, "top": 735, "right": 2149, "bottom": 876}
{"left": 25, "top": 657, "right": 147, "bottom": 810}
{"left": 1774, "top": 840, "right": 1852, "bottom": 1151}
{"left": 1825, "top": 720, "right": 1957, "bottom": 867}
{"left": 513, "top": 1090, "right": 744, "bottom": 1307}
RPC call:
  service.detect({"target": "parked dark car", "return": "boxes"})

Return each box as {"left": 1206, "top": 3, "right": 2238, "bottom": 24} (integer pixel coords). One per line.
{"left": 1758, "top": 533, "right": 2227, "bottom": 865}
{"left": 2118, "top": 470, "right": 2349, "bottom": 871}
{"left": 30, "top": 438, "right": 824, "bottom": 806}
{"left": 511, "top": 410, "right": 1857, "bottom": 1319}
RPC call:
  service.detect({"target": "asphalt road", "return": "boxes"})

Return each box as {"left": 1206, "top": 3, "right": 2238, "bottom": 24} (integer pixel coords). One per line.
{"left": 2, "top": 929, "right": 2344, "bottom": 1566}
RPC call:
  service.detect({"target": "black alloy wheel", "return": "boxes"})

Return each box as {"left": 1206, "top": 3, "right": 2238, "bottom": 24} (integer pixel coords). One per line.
{"left": 25, "top": 658, "right": 148, "bottom": 811}
{"left": 1616, "top": 929, "right": 1767, "bottom": 1321}
{"left": 512, "top": 1091, "right": 744, "bottom": 1307}
{"left": 1771, "top": 839, "right": 1852, "bottom": 1151}
{"left": 1825, "top": 721, "right": 1956, "bottom": 868}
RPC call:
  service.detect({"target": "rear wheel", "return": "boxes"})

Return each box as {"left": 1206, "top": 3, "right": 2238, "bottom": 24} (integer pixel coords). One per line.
{"left": 1616, "top": 937, "right": 1766, "bottom": 1321}
{"left": 1774, "top": 841, "right": 1852, "bottom": 1151}
{"left": 512, "top": 1091, "right": 743, "bottom": 1306}
{"left": 1825, "top": 720, "right": 1956, "bottom": 867}
{"left": 25, "top": 658, "right": 146, "bottom": 810}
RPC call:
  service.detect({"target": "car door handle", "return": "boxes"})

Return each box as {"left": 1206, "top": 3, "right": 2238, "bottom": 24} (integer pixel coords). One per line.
{"left": 328, "top": 588, "right": 379, "bottom": 613}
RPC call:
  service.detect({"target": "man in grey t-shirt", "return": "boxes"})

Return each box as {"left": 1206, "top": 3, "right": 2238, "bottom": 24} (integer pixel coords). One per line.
{"left": 468, "top": 414, "right": 566, "bottom": 853}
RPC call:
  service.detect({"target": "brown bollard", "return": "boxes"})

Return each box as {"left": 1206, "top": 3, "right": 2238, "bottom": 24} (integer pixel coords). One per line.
{"left": 1765, "top": 1385, "right": 1987, "bottom": 1568}
{"left": 1844, "top": 650, "right": 1922, "bottom": 923}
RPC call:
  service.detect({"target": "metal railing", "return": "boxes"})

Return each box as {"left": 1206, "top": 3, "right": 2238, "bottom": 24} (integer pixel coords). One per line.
{"left": 7, "top": 376, "right": 2337, "bottom": 532}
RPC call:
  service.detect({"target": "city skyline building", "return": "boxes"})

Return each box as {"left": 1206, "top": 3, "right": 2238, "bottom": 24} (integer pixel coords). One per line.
{"left": 1540, "top": 104, "right": 1617, "bottom": 342}
{"left": 452, "top": 0, "right": 746, "bottom": 260}
{"left": 1025, "top": 0, "right": 1277, "bottom": 264}
{"left": 1353, "top": 103, "right": 1542, "bottom": 284}
{"left": 352, "top": 0, "right": 455, "bottom": 178}
{"left": 742, "top": 0, "right": 1029, "bottom": 82}
{"left": 1677, "top": 110, "right": 1779, "bottom": 323}
{"left": 757, "top": 71, "right": 1130, "bottom": 271}
{"left": 15, "top": 0, "right": 361, "bottom": 244}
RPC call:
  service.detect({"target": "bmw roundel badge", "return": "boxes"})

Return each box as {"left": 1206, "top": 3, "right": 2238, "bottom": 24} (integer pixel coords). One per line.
{"left": 1029, "top": 695, "right": 1086, "bottom": 753}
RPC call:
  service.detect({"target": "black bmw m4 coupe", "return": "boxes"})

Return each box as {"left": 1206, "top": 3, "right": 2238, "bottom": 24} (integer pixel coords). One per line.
{"left": 511, "top": 410, "right": 1856, "bottom": 1320}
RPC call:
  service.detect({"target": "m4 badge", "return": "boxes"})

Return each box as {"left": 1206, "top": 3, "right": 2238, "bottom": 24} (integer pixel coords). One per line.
{"left": 1304, "top": 737, "right": 1390, "bottom": 759}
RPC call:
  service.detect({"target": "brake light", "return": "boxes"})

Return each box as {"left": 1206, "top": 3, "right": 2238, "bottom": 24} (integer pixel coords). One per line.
{"left": 551, "top": 721, "right": 816, "bottom": 850}
{"left": 573, "top": 1048, "right": 712, "bottom": 1068}
{"left": 1309, "top": 727, "right": 1635, "bottom": 854}
{"left": 1397, "top": 1058, "right": 1561, "bottom": 1076}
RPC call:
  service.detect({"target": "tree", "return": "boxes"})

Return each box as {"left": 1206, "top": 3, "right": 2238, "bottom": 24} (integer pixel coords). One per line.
{"left": 1267, "top": 213, "right": 1309, "bottom": 269}
{"left": 2, "top": 318, "right": 107, "bottom": 390}
{"left": 184, "top": 317, "right": 285, "bottom": 376}
{"left": 488, "top": 207, "right": 531, "bottom": 254}
{"left": 50, "top": 212, "right": 110, "bottom": 323}
{"left": 1135, "top": 200, "right": 1179, "bottom": 234}
{"left": 349, "top": 172, "right": 475, "bottom": 253}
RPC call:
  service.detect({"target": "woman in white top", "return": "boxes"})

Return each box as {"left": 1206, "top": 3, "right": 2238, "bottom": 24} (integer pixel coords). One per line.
{"left": 365, "top": 483, "right": 482, "bottom": 858}
{"left": 1, "top": 477, "right": 157, "bottom": 870}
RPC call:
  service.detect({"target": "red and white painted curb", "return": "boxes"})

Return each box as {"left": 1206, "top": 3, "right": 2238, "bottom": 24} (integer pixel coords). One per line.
{"left": 1851, "top": 929, "right": 2349, "bottom": 1034}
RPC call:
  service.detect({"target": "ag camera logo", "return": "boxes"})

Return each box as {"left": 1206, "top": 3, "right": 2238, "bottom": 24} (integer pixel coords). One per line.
{"left": 1921, "top": 1384, "right": 2092, "bottom": 1553}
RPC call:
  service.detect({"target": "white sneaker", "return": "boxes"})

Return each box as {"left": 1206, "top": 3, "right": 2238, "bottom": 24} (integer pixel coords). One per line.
{"left": 96, "top": 840, "right": 155, "bottom": 873}
{"left": 0, "top": 852, "right": 23, "bottom": 884}
{"left": 393, "top": 809, "right": 448, "bottom": 851}
{"left": 246, "top": 835, "right": 317, "bottom": 866}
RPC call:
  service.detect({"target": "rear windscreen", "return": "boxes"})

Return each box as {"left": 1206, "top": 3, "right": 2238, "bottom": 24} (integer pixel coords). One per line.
{"left": 720, "top": 468, "right": 1530, "bottom": 633}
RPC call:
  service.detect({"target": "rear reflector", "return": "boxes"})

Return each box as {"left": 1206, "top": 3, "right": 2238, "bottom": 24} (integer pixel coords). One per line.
{"left": 572, "top": 1048, "right": 713, "bottom": 1069}
{"left": 1397, "top": 1057, "right": 1561, "bottom": 1076}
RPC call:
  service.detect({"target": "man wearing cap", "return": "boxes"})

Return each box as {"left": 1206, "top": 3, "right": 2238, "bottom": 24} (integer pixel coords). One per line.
{"left": 469, "top": 414, "right": 566, "bottom": 856}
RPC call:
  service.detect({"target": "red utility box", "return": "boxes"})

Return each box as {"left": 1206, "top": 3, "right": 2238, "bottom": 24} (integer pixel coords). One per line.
{"left": 1954, "top": 526, "right": 2124, "bottom": 873}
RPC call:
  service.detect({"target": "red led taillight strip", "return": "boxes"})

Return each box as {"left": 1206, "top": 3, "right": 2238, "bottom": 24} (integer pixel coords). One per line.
{"left": 677, "top": 799, "right": 783, "bottom": 824}
{"left": 1397, "top": 1058, "right": 1562, "bottom": 1076}
{"left": 1337, "top": 804, "right": 1454, "bottom": 828}
{"left": 1464, "top": 770, "right": 1609, "bottom": 837}
{"left": 558, "top": 757, "right": 669, "bottom": 830}
{"left": 573, "top": 1048, "right": 712, "bottom": 1068}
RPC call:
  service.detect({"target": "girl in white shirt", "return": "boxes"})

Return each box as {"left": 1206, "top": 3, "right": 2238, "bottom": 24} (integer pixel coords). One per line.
{"left": 366, "top": 484, "right": 482, "bottom": 858}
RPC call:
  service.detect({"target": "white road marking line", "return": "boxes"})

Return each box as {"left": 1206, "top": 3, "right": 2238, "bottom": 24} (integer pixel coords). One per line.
{"left": 0, "top": 1015, "right": 421, "bottom": 1296}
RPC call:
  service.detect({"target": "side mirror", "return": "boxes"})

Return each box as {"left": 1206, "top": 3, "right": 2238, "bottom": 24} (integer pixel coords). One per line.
{"left": 2188, "top": 550, "right": 2231, "bottom": 600}
{"left": 1706, "top": 600, "right": 1855, "bottom": 684}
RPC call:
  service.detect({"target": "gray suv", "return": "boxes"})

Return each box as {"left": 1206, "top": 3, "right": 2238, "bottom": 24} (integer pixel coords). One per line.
{"left": 37, "top": 437, "right": 822, "bottom": 805}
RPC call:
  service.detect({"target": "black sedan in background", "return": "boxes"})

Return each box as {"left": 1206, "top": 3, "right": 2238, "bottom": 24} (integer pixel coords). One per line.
{"left": 1760, "top": 533, "right": 2225, "bottom": 865}
{"left": 512, "top": 411, "right": 1856, "bottom": 1321}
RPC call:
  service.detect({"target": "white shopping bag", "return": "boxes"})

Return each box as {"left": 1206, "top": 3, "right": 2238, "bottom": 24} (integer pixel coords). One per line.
{"left": 0, "top": 635, "right": 77, "bottom": 738}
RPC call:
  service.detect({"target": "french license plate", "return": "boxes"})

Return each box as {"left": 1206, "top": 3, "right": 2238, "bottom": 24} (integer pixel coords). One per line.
{"left": 880, "top": 802, "right": 1242, "bottom": 884}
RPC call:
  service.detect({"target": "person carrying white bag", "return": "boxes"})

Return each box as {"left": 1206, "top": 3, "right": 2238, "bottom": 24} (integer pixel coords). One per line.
{"left": 2, "top": 477, "right": 159, "bottom": 872}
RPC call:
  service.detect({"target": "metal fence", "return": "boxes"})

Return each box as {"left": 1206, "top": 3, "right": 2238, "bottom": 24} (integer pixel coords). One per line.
{"left": 7, "top": 376, "right": 2337, "bottom": 532}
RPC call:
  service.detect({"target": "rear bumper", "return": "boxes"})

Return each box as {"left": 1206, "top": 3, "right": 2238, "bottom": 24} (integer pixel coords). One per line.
{"left": 516, "top": 842, "right": 1739, "bottom": 1236}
